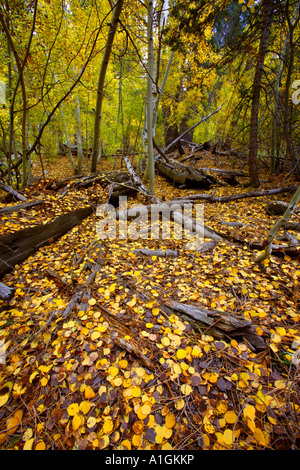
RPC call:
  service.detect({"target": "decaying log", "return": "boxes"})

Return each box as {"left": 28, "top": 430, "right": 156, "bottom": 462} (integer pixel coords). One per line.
{"left": 133, "top": 248, "right": 179, "bottom": 257}
{"left": 0, "top": 282, "right": 14, "bottom": 300}
{"left": 0, "top": 206, "right": 93, "bottom": 278}
{"left": 117, "top": 201, "right": 223, "bottom": 243}
{"left": 0, "top": 182, "right": 27, "bottom": 202}
{"left": 169, "top": 186, "right": 297, "bottom": 204}
{"left": 155, "top": 157, "right": 217, "bottom": 189}
{"left": 55, "top": 170, "right": 130, "bottom": 197}
{"left": 283, "top": 222, "right": 300, "bottom": 232}
{"left": 72, "top": 170, "right": 130, "bottom": 190}
{"left": 117, "top": 155, "right": 223, "bottom": 245}
{"left": 165, "top": 300, "right": 266, "bottom": 351}
{"left": 0, "top": 199, "right": 44, "bottom": 214}
{"left": 200, "top": 168, "right": 247, "bottom": 178}
{"left": 265, "top": 200, "right": 289, "bottom": 215}
{"left": 97, "top": 303, "right": 154, "bottom": 370}
{"left": 122, "top": 155, "right": 158, "bottom": 201}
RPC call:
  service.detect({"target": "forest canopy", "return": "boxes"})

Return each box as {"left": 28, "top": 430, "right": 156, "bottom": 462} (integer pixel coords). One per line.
{"left": 0, "top": 0, "right": 300, "bottom": 453}
{"left": 0, "top": 0, "right": 299, "bottom": 188}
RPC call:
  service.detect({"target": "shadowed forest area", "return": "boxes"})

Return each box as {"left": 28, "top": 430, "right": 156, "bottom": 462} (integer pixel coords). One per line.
{"left": 0, "top": 0, "right": 300, "bottom": 452}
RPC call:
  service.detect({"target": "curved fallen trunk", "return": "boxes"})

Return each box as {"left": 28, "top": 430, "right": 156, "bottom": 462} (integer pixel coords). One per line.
{"left": 155, "top": 157, "right": 217, "bottom": 189}
{"left": 169, "top": 186, "right": 297, "bottom": 204}
{"left": 0, "top": 206, "right": 93, "bottom": 278}
{"left": 165, "top": 300, "right": 266, "bottom": 351}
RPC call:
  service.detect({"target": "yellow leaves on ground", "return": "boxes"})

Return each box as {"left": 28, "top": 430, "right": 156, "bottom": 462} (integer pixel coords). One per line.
{"left": 6, "top": 410, "right": 23, "bottom": 435}
{"left": 0, "top": 157, "right": 299, "bottom": 452}
{"left": 67, "top": 403, "right": 79, "bottom": 416}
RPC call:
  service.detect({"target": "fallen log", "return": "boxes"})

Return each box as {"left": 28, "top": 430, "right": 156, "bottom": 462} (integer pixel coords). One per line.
{"left": 283, "top": 222, "right": 300, "bottom": 232}
{"left": 169, "top": 186, "right": 297, "bottom": 204}
{"left": 0, "top": 206, "right": 93, "bottom": 278}
{"left": 133, "top": 248, "right": 179, "bottom": 257}
{"left": 165, "top": 300, "right": 266, "bottom": 351}
{"left": 117, "top": 201, "right": 223, "bottom": 243}
{"left": 155, "top": 157, "right": 217, "bottom": 189}
{"left": 200, "top": 168, "right": 247, "bottom": 177}
{"left": 0, "top": 199, "right": 44, "bottom": 215}
{"left": 0, "top": 282, "right": 14, "bottom": 300}
{"left": 72, "top": 170, "right": 130, "bottom": 190}
{"left": 118, "top": 155, "right": 222, "bottom": 245}
{"left": 0, "top": 182, "right": 27, "bottom": 202}
{"left": 56, "top": 170, "right": 130, "bottom": 197}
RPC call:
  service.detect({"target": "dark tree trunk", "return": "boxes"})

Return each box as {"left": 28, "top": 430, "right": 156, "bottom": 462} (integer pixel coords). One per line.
{"left": 0, "top": 206, "right": 93, "bottom": 278}
{"left": 248, "top": 0, "right": 274, "bottom": 187}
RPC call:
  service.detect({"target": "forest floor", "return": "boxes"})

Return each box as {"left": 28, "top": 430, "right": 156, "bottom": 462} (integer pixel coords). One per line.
{"left": 0, "top": 149, "right": 299, "bottom": 450}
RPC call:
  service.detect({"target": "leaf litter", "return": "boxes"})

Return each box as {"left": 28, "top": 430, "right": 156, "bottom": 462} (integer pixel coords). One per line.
{"left": 0, "top": 153, "right": 299, "bottom": 450}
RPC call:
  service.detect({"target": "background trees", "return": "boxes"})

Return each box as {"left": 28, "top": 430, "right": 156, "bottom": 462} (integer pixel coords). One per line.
{"left": 0, "top": 0, "right": 299, "bottom": 190}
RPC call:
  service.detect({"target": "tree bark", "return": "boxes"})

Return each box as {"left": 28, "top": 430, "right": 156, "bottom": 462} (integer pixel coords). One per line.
{"left": 248, "top": 0, "right": 274, "bottom": 187}
{"left": 0, "top": 182, "right": 27, "bottom": 202}
{"left": 165, "top": 300, "right": 266, "bottom": 350}
{"left": 155, "top": 158, "right": 217, "bottom": 188}
{"left": 0, "top": 206, "right": 93, "bottom": 278}
{"left": 168, "top": 186, "right": 297, "bottom": 204}
{"left": 255, "top": 184, "right": 300, "bottom": 262}
{"left": 90, "top": 0, "right": 124, "bottom": 173}
{"left": 144, "top": 0, "right": 155, "bottom": 193}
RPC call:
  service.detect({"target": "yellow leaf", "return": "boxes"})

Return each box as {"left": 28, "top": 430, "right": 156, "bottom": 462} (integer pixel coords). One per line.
{"left": 79, "top": 401, "right": 91, "bottom": 415}
{"left": 91, "top": 331, "right": 101, "bottom": 341}
{"left": 271, "top": 333, "right": 281, "bottom": 344}
{"left": 224, "top": 411, "right": 237, "bottom": 424}
{"left": 7, "top": 410, "right": 23, "bottom": 434}
{"left": 165, "top": 412, "right": 176, "bottom": 429}
{"left": 88, "top": 298, "right": 96, "bottom": 306}
{"left": 72, "top": 413, "right": 82, "bottom": 431}
{"left": 162, "top": 442, "right": 173, "bottom": 450}
{"left": 175, "top": 398, "right": 185, "bottom": 410}
{"left": 246, "top": 417, "right": 256, "bottom": 433}
{"left": 204, "top": 422, "right": 215, "bottom": 434}
{"left": 23, "top": 428, "right": 33, "bottom": 441}
{"left": 180, "top": 384, "right": 192, "bottom": 396}
{"left": 254, "top": 427, "right": 267, "bottom": 446}
{"left": 102, "top": 417, "right": 114, "bottom": 435}
{"left": 35, "top": 440, "right": 46, "bottom": 450}
{"left": 223, "top": 428, "right": 234, "bottom": 446}
{"left": 0, "top": 394, "right": 9, "bottom": 407}
{"left": 98, "top": 435, "right": 110, "bottom": 449}
{"left": 29, "top": 371, "right": 39, "bottom": 383}
{"left": 108, "top": 366, "right": 119, "bottom": 378}
{"left": 121, "top": 439, "right": 131, "bottom": 450}
{"left": 176, "top": 349, "right": 187, "bottom": 359}
{"left": 127, "top": 297, "right": 137, "bottom": 307}
{"left": 41, "top": 377, "right": 48, "bottom": 386}
{"left": 23, "top": 438, "right": 34, "bottom": 450}
{"left": 67, "top": 403, "right": 79, "bottom": 416}
{"left": 85, "top": 386, "right": 95, "bottom": 399}
{"left": 141, "top": 404, "right": 151, "bottom": 416}
{"left": 243, "top": 404, "right": 255, "bottom": 421}
{"left": 87, "top": 416, "right": 97, "bottom": 428}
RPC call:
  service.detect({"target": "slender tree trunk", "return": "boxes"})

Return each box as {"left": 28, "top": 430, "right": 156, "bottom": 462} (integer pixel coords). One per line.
{"left": 152, "top": 50, "right": 174, "bottom": 134}
{"left": 144, "top": 0, "right": 155, "bottom": 193}
{"left": 75, "top": 96, "right": 83, "bottom": 174}
{"left": 90, "top": 0, "right": 124, "bottom": 173}
{"left": 282, "top": 0, "right": 300, "bottom": 174}
{"left": 0, "top": 0, "right": 38, "bottom": 187}
{"left": 255, "top": 185, "right": 300, "bottom": 263}
{"left": 248, "top": 0, "right": 274, "bottom": 187}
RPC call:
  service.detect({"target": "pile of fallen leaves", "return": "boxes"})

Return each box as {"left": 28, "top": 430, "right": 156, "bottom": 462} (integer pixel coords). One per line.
{"left": 0, "top": 152, "right": 299, "bottom": 450}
